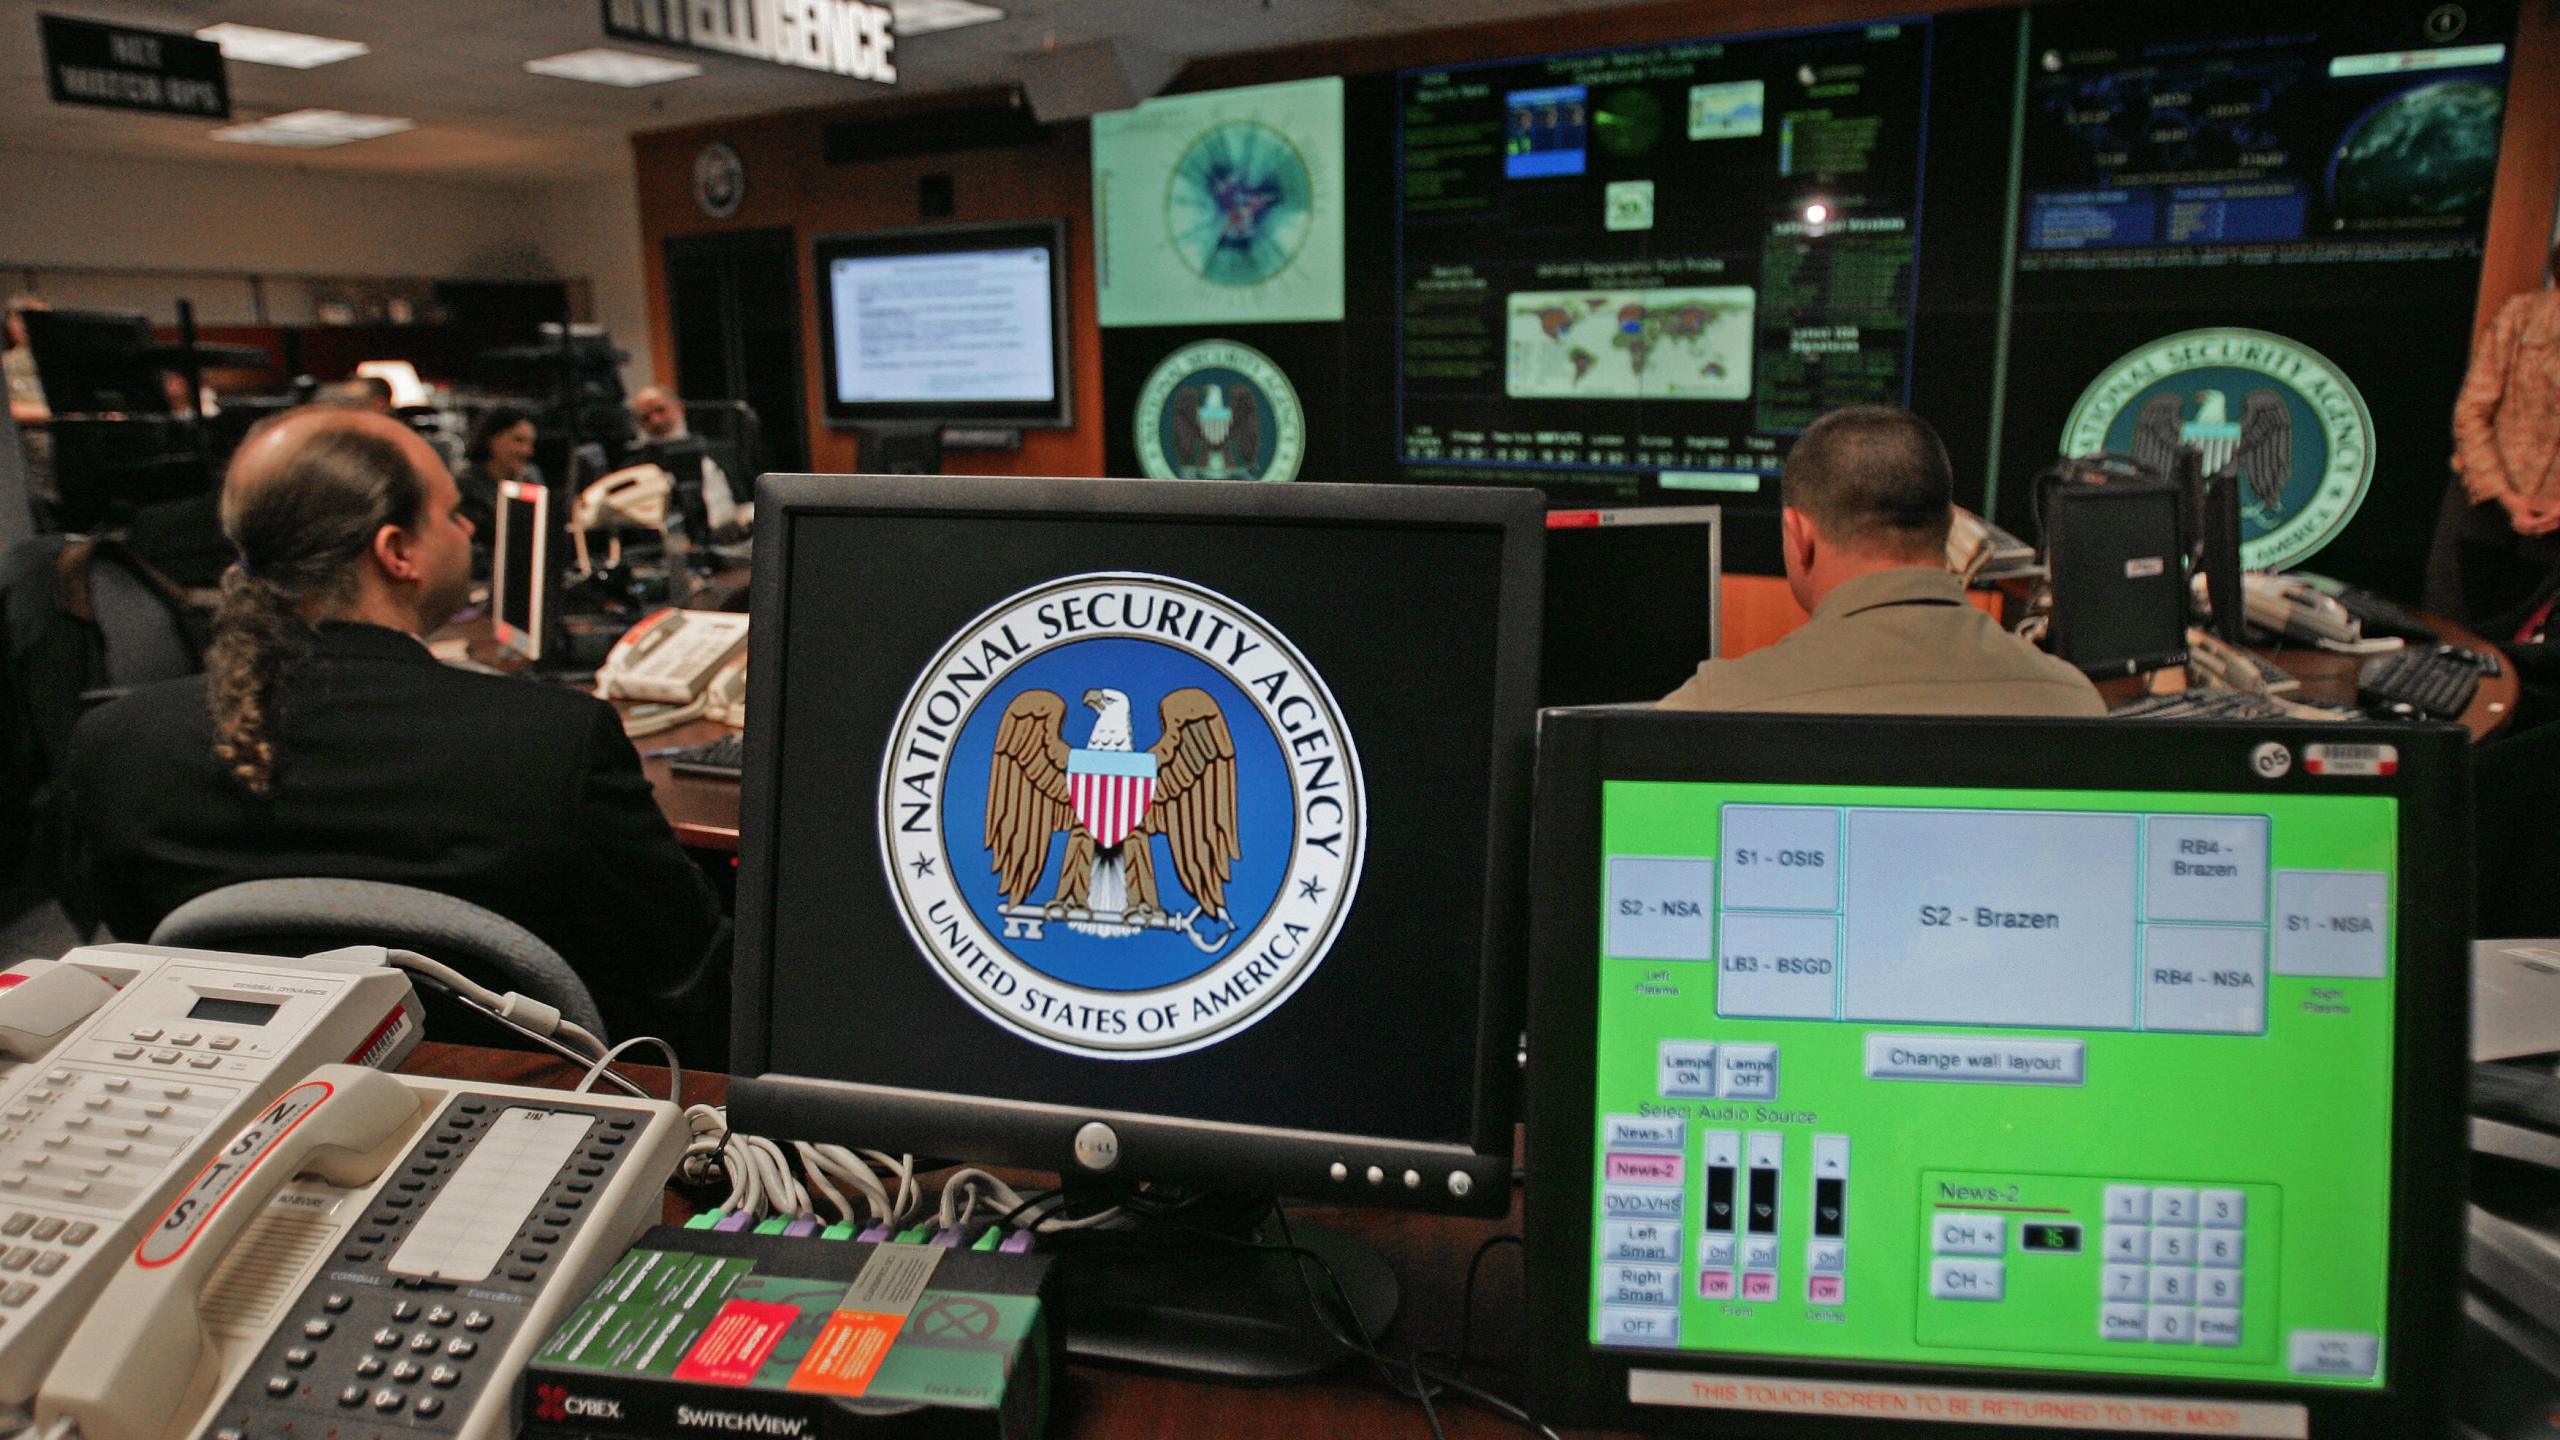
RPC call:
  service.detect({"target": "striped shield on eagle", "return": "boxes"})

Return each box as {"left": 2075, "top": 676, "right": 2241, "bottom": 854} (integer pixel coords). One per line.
{"left": 1069, "top": 749, "right": 1157, "bottom": 849}
{"left": 984, "top": 685, "right": 1240, "bottom": 940}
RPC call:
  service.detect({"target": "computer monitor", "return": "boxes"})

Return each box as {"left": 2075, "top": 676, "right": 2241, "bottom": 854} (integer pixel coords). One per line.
{"left": 1524, "top": 709, "right": 2470, "bottom": 1437}
{"left": 20, "top": 308, "right": 170, "bottom": 417}
{"left": 492, "top": 476, "right": 555, "bottom": 663}
{"left": 2044, "top": 472, "right": 2189, "bottom": 678}
{"left": 729, "top": 473, "right": 1543, "bottom": 1373}
{"left": 813, "top": 220, "right": 1072, "bottom": 429}
{"left": 1543, "top": 505, "right": 1721, "bottom": 708}
{"left": 48, "top": 419, "right": 210, "bottom": 533}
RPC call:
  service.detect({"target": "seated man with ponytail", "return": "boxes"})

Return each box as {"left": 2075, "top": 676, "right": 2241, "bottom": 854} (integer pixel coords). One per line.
{"left": 58, "top": 405, "right": 724, "bottom": 1046}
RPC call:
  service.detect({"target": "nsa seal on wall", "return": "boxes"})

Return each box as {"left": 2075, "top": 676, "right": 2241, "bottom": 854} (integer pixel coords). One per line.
{"left": 1135, "top": 340, "right": 1306, "bottom": 483}
{"left": 693, "top": 141, "right": 745, "bottom": 219}
{"left": 2061, "top": 328, "right": 2376, "bottom": 571}
{"left": 880, "top": 573, "right": 1364, "bottom": 1059}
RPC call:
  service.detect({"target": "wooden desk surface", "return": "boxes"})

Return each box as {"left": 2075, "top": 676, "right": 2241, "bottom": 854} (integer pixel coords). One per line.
{"left": 2100, "top": 611, "right": 2519, "bottom": 741}
{"left": 637, "top": 716, "right": 744, "bottom": 852}
{"left": 402, "top": 1042, "right": 1600, "bottom": 1439}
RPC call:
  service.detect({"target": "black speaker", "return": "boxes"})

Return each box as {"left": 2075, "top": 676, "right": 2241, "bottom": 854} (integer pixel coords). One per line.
{"left": 2045, "top": 477, "right": 2189, "bottom": 677}
{"left": 919, "top": 172, "right": 953, "bottom": 219}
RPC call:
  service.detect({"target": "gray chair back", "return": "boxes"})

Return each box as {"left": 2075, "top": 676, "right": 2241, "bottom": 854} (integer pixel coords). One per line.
{"left": 86, "top": 551, "right": 194, "bottom": 690}
{"left": 149, "top": 878, "right": 608, "bottom": 1041}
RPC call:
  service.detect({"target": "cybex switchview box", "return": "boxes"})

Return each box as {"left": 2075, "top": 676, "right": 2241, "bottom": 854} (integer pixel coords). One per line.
{"left": 1524, "top": 711, "right": 2469, "bottom": 1437}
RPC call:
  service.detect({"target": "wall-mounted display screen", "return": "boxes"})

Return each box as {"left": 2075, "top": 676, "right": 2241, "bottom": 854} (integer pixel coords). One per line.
{"left": 1395, "top": 19, "right": 1933, "bottom": 500}
{"left": 2017, "top": 15, "right": 2508, "bottom": 271}
{"left": 1988, "top": 0, "right": 2513, "bottom": 596}
{"left": 1094, "top": 76, "right": 1347, "bottom": 328}
{"left": 813, "top": 220, "right": 1072, "bottom": 427}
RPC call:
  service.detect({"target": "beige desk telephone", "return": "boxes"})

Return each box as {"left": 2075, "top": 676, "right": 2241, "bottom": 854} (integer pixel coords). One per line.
{"left": 0, "top": 945, "right": 421, "bottom": 1413}
{"left": 32, "top": 1064, "right": 682, "bottom": 1440}
{"left": 567, "top": 465, "right": 673, "bottom": 577}
{"left": 1945, "top": 506, "right": 2039, "bottom": 585}
{"left": 598, "top": 609, "right": 749, "bottom": 737}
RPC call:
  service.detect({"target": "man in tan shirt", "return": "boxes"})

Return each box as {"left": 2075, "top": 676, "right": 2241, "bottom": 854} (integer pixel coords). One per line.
{"left": 1661, "top": 406, "right": 2104, "bottom": 716}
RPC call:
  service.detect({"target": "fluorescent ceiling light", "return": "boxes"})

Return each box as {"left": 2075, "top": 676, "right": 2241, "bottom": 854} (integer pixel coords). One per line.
{"left": 892, "top": 0, "right": 1006, "bottom": 36}
{"left": 525, "top": 47, "right": 705, "bottom": 86}
{"left": 195, "top": 23, "right": 369, "bottom": 69}
{"left": 210, "top": 109, "right": 415, "bottom": 148}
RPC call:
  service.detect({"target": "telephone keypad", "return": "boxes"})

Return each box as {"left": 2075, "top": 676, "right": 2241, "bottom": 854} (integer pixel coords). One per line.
{"left": 205, "top": 1095, "right": 646, "bottom": 1440}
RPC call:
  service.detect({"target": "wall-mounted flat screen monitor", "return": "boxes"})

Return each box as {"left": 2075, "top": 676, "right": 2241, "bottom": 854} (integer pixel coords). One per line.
{"left": 814, "top": 220, "right": 1072, "bottom": 429}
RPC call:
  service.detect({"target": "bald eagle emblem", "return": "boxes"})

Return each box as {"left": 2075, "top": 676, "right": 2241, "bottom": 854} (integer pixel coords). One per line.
{"left": 986, "top": 686, "right": 1241, "bottom": 949}
{"left": 1170, "top": 384, "right": 1263, "bottom": 481}
{"left": 2131, "top": 389, "right": 2292, "bottom": 521}
{"left": 1135, "top": 340, "right": 1306, "bottom": 484}
{"left": 2062, "top": 328, "right": 2376, "bottom": 573}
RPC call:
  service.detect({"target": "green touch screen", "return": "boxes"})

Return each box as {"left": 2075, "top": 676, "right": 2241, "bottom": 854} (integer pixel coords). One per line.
{"left": 1589, "top": 781, "right": 2395, "bottom": 1390}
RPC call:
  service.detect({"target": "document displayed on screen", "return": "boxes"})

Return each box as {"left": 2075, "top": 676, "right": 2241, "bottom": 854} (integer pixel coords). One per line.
{"left": 828, "top": 248, "right": 1058, "bottom": 404}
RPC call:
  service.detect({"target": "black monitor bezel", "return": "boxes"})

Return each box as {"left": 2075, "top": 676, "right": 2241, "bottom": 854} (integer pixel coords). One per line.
{"left": 730, "top": 472, "right": 1545, "bottom": 1216}
{"left": 812, "top": 220, "right": 1074, "bottom": 429}
{"left": 1521, "top": 708, "right": 2470, "bottom": 1436}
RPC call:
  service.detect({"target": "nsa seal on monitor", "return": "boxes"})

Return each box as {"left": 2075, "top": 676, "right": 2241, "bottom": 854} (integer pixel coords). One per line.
{"left": 1135, "top": 340, "right": 1306, "bottom": 483}
{"left": 2061, "top": 327, "right": 2375, "bottom": 571}
{"left": 880, "top": 573, "right": 1364, "bottom": 1059}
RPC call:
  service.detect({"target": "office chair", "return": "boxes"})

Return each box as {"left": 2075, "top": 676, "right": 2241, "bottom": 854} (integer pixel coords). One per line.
{"left": 148, "top": 877, "right": 610, "bottom": 1050}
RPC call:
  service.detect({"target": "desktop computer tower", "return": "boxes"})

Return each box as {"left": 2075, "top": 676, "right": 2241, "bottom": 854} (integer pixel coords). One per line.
{"left": 2045, "top": 477, "right": 2189, "bottom": 678}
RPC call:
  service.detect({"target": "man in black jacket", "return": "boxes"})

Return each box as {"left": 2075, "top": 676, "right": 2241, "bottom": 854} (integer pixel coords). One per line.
{"left": 60, "top": 406, "right": 723, "bottom": 1045}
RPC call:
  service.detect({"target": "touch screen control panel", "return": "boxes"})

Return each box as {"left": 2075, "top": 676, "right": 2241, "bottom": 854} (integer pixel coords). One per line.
{"left": 1588, "top": 784, "right": 2398, "bottom": 1391}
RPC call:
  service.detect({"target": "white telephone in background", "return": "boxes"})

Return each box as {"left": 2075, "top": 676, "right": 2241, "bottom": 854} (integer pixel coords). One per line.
{"left": 597, "top": 609, "right": 750, "bottom": 738}
{"left": 1945, "top": 506, "right": 2039, "bottom": 584}
{"left": 2237, "top": 571, "right": 2401, "bottom": 653}
{"left": 568, "top": 464, "right": 672, "bottom": 577}
{"left": 34, "top": 1065, "right": 683, "bottom": 1440}
{"left": 0, "top": 945, "right": 420, "bottom": 1413}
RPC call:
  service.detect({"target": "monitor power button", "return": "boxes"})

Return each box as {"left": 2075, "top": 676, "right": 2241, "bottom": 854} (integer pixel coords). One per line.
{"left": 1072, "top": 1121, "right": 1120, "bottom": 1172}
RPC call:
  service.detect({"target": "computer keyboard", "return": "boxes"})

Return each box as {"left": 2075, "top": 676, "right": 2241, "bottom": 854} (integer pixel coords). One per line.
{"left": 2109, "top": 690, "right": 2299, "bottom": 722}
{"left": 667, "top": 730, "right": 744, "bottom": 779}
{"left": 2358, "top": 644, "right": 2494, "bottom": 720}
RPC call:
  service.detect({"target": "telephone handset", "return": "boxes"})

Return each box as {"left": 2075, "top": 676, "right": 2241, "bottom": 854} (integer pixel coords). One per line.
{"left": 1945, "top": 506, "right": 2039, "bottom": 585}
{"left": 38, "top": 1065, "right": 683, "bottom": 1440}
{"left": 2239, "top": 571, "right": 2360, "bottom": 648}
{"left": 703, "top": 654, "right": 746, "bottom": 729}
{"left": 569, "top": 464, "right": 673, "bottom": 577}
{"left": 0, "top": 945, "right": 419, "bottom": 1409}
